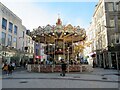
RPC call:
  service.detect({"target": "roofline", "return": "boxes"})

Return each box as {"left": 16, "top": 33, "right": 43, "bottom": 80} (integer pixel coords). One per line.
{"left": 93, "top": 0, "right": 103, "bottom": 17}
{"left": 0, "top": 2, "right": 22, "bottom": 22}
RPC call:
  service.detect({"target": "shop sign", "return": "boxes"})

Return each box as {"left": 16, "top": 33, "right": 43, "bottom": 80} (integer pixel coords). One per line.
{"left": 35, "top": 56, "right": 42, "bottom": 59}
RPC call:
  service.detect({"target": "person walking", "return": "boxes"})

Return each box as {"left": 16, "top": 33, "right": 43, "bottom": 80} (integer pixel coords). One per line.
{"left": 2, "top": 63, "right": 8, "bottom": 75}
{"left": 60, "top": 59, "right": 67, "bottom": 76}
{"left": 20, "top": 60, "right": 23, "bottom": 67}
{"left": 8, "top": 62, "right": 13, "bottom": 75}
{"left": 12, "top": 62, "right": 15, "bottom": 70}
{"left": 23, "top": 61, "right": 28, "bottom": 69}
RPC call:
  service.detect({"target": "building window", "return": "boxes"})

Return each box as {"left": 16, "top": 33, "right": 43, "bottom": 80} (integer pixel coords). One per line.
{"left": 2, "top": 18, "right": 7, "bottom": 30}
{"left": 22, "top": 42, "right": 24, "bottom": 51}
{"left": 14, "top": 25, "right": 17, "bottom": 35}
{"left": 31, "top": 47, "right": 33, "bottom": 53}
{"left": 102, "top": 35, "right": 105, "bottom": 47}
{"left": 108, "top": 2, "right": 114, "bottom": 11}
{"left": 8, "top": 34, "right": 12, "bottom": 46}
{"left": 97, "top": 24, "right": 101, "bottom": 33}
{"left": 117, "top": 2, "right": 120, "bottom": 11}
{"left": 118, "top": 18, "right": 120, "bottom": 31}
{"left": 111, "top": 35, "right": 115, "bottom": 44}
{"left": 110, "top": 19, "right": 115, "bottom": 27}
{"left": 36, "top": 49, "right": 39, "bottom": 56}
{"left": 111, "top": 34, "right": 120, "bottom": 44}
{"left": 96, "top": 40, "right": 99, "bottom": 50}
{"left": 26, "top": 41, "right": 28, "bottom": 46}
{"left": 27, "top": 46, "right": 30, "bottom": 53}
{"left": 116, "top": 2, "right": 120, "bottom": 11}
{"left": 13, "top": 37, "right": 17, "bottom": 48}
{"left": 9, "top": 22, "right": 13, "bottom": 33}
{"left": 29, "top": 38, "right": 30, "bottom": 43}
{"left": 23, "top": 31, "right": 24, "bottom": 38}
{"left": 1, "top": 32, "right": 6, "bottom": 45}
{"left": 115, "top": 34, "right": 120, "bottom": 44}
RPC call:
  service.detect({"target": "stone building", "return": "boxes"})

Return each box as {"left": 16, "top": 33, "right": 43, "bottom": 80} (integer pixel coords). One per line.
{"left": 0, "top": 2, "right": 34, "bottom": 65}
{"left": 88, "top": 0, "right": 120, "bottom": 69}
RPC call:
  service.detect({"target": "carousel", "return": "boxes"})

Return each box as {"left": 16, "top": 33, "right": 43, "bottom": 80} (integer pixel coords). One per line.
{"left": 31, "top": 18, "right": 86, "bottom": 64}
{"left": 28, "top": 18, "right": 90, "bottom": 73}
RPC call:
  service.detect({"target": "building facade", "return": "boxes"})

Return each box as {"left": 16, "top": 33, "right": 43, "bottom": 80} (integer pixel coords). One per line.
{"left": 0, "top": 2, "right": 34, "bottom": 65}
{"left": 84, "top": 18, "right": 96, "bottom": 65}
{"left": 34, "top": 42, "right": 47, "bottom": 64}
{"left": 25, "top": 31, "right": 34, "bottom": 62}
{"left": 89, "top": 0, "right": 120, "bottom": 69}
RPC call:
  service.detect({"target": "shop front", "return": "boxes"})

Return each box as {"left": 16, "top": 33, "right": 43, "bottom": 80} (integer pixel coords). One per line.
{"left": 96, "top": 45, "right": 120, "bottom": 70}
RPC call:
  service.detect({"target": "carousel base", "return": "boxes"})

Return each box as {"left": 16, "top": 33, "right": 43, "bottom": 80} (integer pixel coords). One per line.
{"left": 27, "top": 64, "right": 93, "bottom": 73}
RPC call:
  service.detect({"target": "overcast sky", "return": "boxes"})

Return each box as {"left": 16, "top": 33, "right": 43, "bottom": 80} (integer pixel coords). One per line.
{"left": 1, "top": 0, "right": 98, "bottom": 31}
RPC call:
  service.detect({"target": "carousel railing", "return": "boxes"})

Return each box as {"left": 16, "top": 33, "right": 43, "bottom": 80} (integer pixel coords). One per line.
{"left": 27, "top": 64, "right": 93, "bottom": 73}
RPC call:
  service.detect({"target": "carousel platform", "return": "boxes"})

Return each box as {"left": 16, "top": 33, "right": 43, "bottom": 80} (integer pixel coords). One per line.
{"left": 27, "top": 64, "right": 93, "bottom": 73}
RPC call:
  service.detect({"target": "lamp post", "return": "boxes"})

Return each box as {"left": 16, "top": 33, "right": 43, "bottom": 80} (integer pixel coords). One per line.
{"left": 63, "top": 38, "right": 65, "bottom": 61}
{"left": 0, "top": 44, "right": 2, "bottom": 66}
{"left": 53, "top": 38, "right": 55, "bottom": 67}
{"left": 67, "top": 47, "right": 70, "bottom": 72}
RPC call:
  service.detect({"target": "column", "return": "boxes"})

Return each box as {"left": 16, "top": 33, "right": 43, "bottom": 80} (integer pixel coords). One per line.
{"left": 103, "top": 53, "right": 106, "bottom": 68}
{"left": 53, "top": 38, "right": 55, "bottom": 68}
{"left": 38, "top": 41, "right": 41, "bottom": 65}
{"left": 72, "top": 35, "right": 74, "bottom": 66}
{"left": 99, "top": 54, "right": 101, "bottom": 67}
{"left": 116, "top": 52, "right": 119, "bottom": 70}
{"left": 108, "top": 52, "right": 112, "bottom": 68}
{"left": 44, "top": 36, "right": 46, "bottom": 62}
{"left": 63, "top": 39, "right": 65, "bottom": 61}
{"left": 54, "top": 39, "right": 55, "bottom": 61}
{"left": 38, "top": 65, "right": 40, "bottom": 72}
{"left": 95, "top": 55, "right": 97, "bottom": 67}
{"left": 0, "top": 45, "right": 2, "bottom": 68}
{"left": 67, "top": 47, "right": 69, "bottom": 73}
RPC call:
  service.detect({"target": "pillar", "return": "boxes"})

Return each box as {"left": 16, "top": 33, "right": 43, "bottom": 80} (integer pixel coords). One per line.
{"left": 108, "top": 52, "right": 112, "bottom": 68}
{"left": 103, "top": 53, "right": 106, "bottom": 68}
{"left": 115, "top": 52, "right": 119, "bottom": 70}
{"left": 99, "top": 54, "right": 101, "bottom": 67}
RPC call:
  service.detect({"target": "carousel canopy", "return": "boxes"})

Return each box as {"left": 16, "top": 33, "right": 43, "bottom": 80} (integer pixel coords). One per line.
{"left": 30, "top": 18, "right": 86, "bottom": 44}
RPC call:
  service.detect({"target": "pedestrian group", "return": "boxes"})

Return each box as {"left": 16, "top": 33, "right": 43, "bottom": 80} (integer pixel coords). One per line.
{"left": 2, "top": 62, "right": 16, "bottom": 75}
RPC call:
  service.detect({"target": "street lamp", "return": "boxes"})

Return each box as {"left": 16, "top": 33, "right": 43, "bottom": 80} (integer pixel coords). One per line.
{"left": 67, "top": 47, "right": 70, "bottom": 72}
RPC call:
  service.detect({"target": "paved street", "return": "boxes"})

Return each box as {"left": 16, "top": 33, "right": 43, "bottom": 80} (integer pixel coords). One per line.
{"left": 1, "top": 68, "right": 120, "bottom": 88}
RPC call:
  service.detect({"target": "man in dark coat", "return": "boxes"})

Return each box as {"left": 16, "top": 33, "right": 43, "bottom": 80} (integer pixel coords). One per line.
{"left": 60, "top": 59, "right": 67, "bottom": 76}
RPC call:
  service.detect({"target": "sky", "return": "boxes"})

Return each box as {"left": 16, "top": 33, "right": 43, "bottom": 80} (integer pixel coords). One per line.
{"left": 1, "top": 1, "right": 98, "bottom": 31}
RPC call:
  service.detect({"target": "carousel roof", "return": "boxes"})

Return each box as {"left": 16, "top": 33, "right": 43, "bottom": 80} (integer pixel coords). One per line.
{"left": 31, "top": 18, "right": 86, "bottom": 44}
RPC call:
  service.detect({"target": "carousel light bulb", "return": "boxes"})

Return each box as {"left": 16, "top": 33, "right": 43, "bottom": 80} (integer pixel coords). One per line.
{"left": 75, "top": 33, "right": 77, "bottom": 36}
{"left": 42, "top": 34, "right": 44, "bottom": 36}
{"left": 53, "top": 33, "right": 55, "bottom": 35}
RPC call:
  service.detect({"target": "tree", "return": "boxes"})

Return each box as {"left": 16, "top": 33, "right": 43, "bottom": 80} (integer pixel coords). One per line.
{"left": 73, "top": 44, "right": 85, "bottom": 60}
{"left": 73, "top": 41, "right": 92, "bottom": 61}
